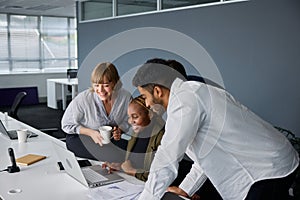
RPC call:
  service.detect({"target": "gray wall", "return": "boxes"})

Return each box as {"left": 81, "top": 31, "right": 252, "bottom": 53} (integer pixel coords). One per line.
{"left": 77, "top": 0, "right": 300, "bottom": 136}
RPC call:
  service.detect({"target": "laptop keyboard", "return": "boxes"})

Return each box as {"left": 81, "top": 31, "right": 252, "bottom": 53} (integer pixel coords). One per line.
{"left": 82, "top": 167, "right": 108, "bottom": 183}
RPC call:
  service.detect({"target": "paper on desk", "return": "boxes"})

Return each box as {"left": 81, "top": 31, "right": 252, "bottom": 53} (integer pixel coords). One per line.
{"left": 87, "top": 180, "right": 144, "bottom": 200}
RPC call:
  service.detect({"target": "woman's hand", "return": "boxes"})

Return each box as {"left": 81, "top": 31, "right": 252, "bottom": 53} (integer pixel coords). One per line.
{"left": 121, "top": 160, "right": 136, "bottom": 176}
{"left": 80, "top": 127, "right": 104, "bottom": 146}
{"left": 89, "top": 130, "right": 104, "bottom": 145}
{"left": 112, "top": 126, "right": 122, "bottom": 141}
{"left": 167, "top": 186, "right": 200, "bottom": 200}
{"left": 102, "top": 161, "right": 121, "bottom": 173}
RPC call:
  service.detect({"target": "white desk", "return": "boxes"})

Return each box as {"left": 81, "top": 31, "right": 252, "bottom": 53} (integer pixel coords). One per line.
{"left": 0, "top": 113, "right": 186, "bottom": 200}
{"left": 47, "top": 78, "right": 78, "bottom": 110}
{"left": 0, "top": 112, "right": 144, "bottom": 200}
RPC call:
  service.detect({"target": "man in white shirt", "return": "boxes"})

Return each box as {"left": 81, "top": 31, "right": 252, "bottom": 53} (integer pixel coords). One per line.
{"left": 132, "top": 62, "right": 299, "bottom": 200}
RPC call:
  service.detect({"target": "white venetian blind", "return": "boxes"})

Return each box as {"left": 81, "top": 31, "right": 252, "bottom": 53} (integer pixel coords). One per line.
{"left": 10, "top": 15, "right": 40, "bottom": 71}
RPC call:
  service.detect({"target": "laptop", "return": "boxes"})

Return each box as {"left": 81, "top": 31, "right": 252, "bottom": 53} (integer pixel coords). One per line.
{"left": 53, "top": 142, "right": 124, "bottom": 188}
{"left": 0, "top": 120, "right": 38, "bottom": 140}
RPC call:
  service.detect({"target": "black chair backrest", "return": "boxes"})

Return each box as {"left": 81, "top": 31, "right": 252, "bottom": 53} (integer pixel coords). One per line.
{"left": 67, "top": 69, "right": 78, "bottom": 79}
{"left": 8, "top": 91, "right": 27, "bottom": 120}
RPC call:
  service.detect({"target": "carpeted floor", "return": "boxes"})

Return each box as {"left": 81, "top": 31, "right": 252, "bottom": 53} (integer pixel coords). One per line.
{"left": 0, "top": 103, "right": 66, "bottom": 139}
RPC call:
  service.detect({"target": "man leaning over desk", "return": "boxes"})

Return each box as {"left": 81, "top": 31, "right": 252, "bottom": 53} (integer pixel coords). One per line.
{"left": 132, "top": 61, "right": 299, "bottom": 200}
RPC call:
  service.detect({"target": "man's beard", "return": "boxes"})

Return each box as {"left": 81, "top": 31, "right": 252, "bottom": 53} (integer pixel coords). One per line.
{"left": 151, "top": 96, "right": 165, "bottom": 116}
{"left": 151, "top": 104, "right": 165, "bottom": 116}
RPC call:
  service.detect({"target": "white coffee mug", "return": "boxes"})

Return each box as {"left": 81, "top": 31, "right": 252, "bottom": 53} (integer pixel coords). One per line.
{"left": 99, "top": 126, "right": 112, "bottom": 144}
{"left": 17, "top": 129, "right": 29, "bottom": 143}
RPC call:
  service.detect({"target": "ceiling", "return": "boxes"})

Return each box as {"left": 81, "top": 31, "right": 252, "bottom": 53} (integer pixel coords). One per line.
{"left": 0, "top": 0, "right": 77, "bottom": 17}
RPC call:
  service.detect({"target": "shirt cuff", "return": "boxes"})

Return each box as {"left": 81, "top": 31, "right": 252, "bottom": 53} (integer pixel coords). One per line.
{"left": 179, "top": 174, "right": 207, "bottom": 197}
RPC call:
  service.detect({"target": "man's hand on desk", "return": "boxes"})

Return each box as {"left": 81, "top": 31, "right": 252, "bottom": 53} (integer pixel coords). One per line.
{"left": 167, "top": 186, "right": 200, "bottom": 200}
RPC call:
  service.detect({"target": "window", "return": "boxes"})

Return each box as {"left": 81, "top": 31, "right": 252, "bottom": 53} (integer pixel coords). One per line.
{"left": 0, "top": 14, "right": 8, "bottom": 71}
{"left": 10, "top": 15, "right": 39, "bottom": 71}
{"left": 118, "top": 0, "right": 156, "bottom": 16}
{"left": 41, "top": 17, "right": 69, "bottom": 69}
{"left": 0, "top": 14, "right": 77, "bottom": 73}
{"left": 79, "top": 0, "right": 244, "bottom": 22}
{"left": 162, "top": 0, "right": 219, "bottom": 9}
{"left": 81, "top": 1, "right": 112, "bottom": 21}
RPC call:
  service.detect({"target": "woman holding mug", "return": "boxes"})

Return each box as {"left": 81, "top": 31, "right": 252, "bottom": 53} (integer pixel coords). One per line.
{"left": 61, "top": 62, "right": 131, "bottom": 160}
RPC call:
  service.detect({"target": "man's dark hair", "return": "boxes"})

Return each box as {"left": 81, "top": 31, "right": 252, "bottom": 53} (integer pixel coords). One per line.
{"left": 166, "top": 59, "right": 188, "bottom": 79}
{"left": 145, "top": 58, "right": 168, "bottom": 65}
{"left": 132, "top": 61, "right": 186, "bottom": 93}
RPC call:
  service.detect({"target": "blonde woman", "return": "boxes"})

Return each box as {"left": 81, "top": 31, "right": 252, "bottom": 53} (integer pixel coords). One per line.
{"left": 61, "top": 62, "right": 131, "bottom": 159}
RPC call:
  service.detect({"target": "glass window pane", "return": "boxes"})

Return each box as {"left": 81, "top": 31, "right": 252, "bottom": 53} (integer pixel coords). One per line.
{"left": 0, "top": 61, "right": 9, "bottom": 72}
{"left": 162, "top": 0, "right": 219, "bottom": 9}
{"left": 12, "top": 61, "right": 40, "bottom": 71}
{"left": 0, "top": 27, "right": 8, "bottom": 58}
{"left": 1, "top": 15, "right": 77, "bottom": 73}
{"left": 10, "top": 15, "right": 37, "bottom": 28}
{"left": 118, "top": 0, "right": 156, "bottom": 16}
{"left": 10, "top": 28, "right": 40, "bottom": 59}
{"left": 41, "top": 17, "right": 68, "bottom": 29}
{"left": 70, "top": 18, "right": 77, "bottom": 29}
{"left": 81, "top": 1, "right": 112, "bottom": 21}
{"left": 0, "top": 14, "right": 7, "bottom": 26}
{"left": 70, "top": 29, "right": 77, "bottom": 58}
{"left": 43, "top": 60, "right": 69, "bottom": 69}
{"left": 70, "top": 60, "right": 78, "bottom": 68}
{"left": 41, "top": 29, "right": 68, "bottom": 58}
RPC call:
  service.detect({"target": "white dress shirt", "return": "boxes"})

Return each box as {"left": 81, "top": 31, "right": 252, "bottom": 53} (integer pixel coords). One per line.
{"left": 138, "top": 78, "right": 299, "bottom": 200}
{"left": 61, "top": 88, "right": 131, "bottom": 134}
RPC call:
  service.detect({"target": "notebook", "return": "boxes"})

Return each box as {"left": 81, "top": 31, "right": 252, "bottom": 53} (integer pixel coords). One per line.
{"left": 16, "top": 154, "right": 47, "bottom": 166}
{"left": 53, "top": 143, "right": 124, "bottom": 188}
{"left": 0, "top": 120, "right": 38, "bottom": 140}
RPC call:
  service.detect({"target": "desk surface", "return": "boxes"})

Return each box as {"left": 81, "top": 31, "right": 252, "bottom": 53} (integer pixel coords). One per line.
{"left": 0, "top": 113, "right": 186, "bottom": 200}
{"left": 0, "top": 113, "right": 143, "bottom": 200}
{"left": 47, "top": 78, "right": 78, "bottom": 110}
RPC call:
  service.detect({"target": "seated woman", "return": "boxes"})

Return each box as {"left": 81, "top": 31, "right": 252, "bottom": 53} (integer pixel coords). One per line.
{"left": 104, "top": 95, "right": 165, "bottom": 181}
{"left": 61, "top": 62, "right": 131, "bottom": 160}
{"left": 104, "top": 96, "right": 222, "bottom": 200}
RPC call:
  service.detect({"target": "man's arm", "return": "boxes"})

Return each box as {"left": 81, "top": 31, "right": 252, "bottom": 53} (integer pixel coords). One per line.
{"left": 138, "top": 88, "right": 205, "bottom": 199}
{"left": 179, "top": 163, "right": 207, "bottom": 196}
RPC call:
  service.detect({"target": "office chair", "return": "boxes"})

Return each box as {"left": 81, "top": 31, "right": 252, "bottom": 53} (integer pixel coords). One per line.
{"left": 8, "top": 91, "right": 27, "bottom": 120}
{"left": 67, "top": 69, "right": 78, "bottom": 79}
{"left": 67, "top": 68, "right": 78, "bottom": 93}
{"left": 8, "top": 91, "right": 62, "bottom": 140}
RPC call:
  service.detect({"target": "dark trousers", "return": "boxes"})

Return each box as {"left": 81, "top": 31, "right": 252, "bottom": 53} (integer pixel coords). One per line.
{"left": 245, "top": 169, "right": 298, "bottom": 200}
{"left": 172, "top": 159, "right": 297, "bottom": 200}
{"left": 66, "top": 134, "right": 128, "bottom": 161}
{"left": 171, "top": 159, "right": 222, "bottom": 200}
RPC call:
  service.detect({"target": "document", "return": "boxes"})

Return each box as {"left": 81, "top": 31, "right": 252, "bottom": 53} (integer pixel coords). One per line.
{"left": 87, "top": 180, "right": 144, "bottom": 200}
